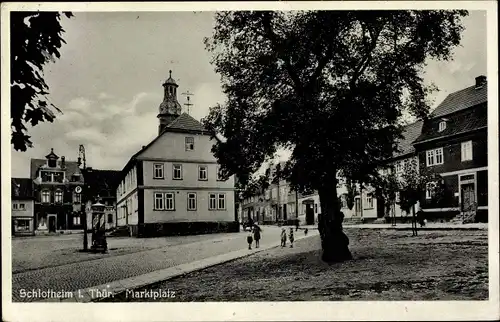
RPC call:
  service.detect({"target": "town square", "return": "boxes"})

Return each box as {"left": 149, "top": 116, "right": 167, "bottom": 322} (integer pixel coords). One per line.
{"left": 3, "top": 3, "right": 498, "bottom": 322}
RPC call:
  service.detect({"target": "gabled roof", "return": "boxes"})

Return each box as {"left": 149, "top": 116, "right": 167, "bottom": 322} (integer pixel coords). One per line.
{"left": 117, "top": 113, "right": 216, "bottom": 183}
{"left": 413, "top": 104, "right": 487, "bottom": 144}
{"left": 430, "top": 83, "right": 487, "bottom": 118}
{"left": 162, "top": 112, "right": 208, "bottom": 133}
{"left": 393, "top": 120, "right": 424, "bottom": 158}
{"left": 30, "top": 159, "right": 83, "bottom": 180}
{"left": 11, "top": 178, "right": 34, "bottom": 200}
{"left": 81, "top": 168, "right": 121, "bottom": 199}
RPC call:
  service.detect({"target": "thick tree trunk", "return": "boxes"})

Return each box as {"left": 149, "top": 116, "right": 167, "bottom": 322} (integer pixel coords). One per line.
{"left": 318, "top": 177, "right": 352, "bottom": 263}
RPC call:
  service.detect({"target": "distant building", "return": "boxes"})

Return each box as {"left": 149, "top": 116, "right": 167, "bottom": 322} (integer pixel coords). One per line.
{"left": 116, "top": 71, "right": 237, "bottom": 237}
{"left": 81, "top": 168, "right": 121, "bottom": 231}
{"left": 413, "top": 75, "right": 488, "bottom": 222}
{"left": 30, "top": 149, "right": 85, "bottom": 232}
{"left": 11, "top": 178, "right": 35, "bottom": 236}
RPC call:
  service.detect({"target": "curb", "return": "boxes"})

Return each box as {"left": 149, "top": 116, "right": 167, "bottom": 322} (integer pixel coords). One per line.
{"left": 343, "top": 225, "right": 487, "bottom": 231}
{"left": 39, "top": 230, "right": 319, "bottom": 303}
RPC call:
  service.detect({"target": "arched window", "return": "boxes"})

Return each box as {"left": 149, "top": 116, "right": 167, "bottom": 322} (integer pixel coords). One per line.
{"left": 55, "top": 190, "right": 63, "bottom": 203}
{"left": 41, "top": 190, "right": 51, "bottom": 203}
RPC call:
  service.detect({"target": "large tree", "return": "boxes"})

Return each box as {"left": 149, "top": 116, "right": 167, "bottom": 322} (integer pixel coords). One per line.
{"left": 203, "top": 10, "right": 468, "bottom": 262}
{"left": 10, "top": 11, "right": 73, "bottom": 151}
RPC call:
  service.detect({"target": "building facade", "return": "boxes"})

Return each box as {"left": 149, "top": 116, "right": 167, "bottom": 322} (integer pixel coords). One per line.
{"left": 11, "top": 178, "right": 35, "bottom": 236}
{"left": 413, "top": 75, "right": 488, "bottom": 222}
{"left": 81, "top": 168, "right": 120, "bottom": 231}
{"left": 116, "top": 71, "right": 237, "bottom": 237}
{"left": 31, "top": 149, "right": 85, "bottom": 232}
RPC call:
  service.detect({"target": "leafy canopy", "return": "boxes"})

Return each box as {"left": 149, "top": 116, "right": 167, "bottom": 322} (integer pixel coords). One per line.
{"left": 11, "top": 11, "right": 73, "bottom": 151}
{"left": 203, "top": 10, "right": 468, "bottom": 191}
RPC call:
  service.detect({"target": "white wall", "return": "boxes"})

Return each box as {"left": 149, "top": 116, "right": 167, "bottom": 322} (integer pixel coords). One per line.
{"left": 143, "top": 189, "right": 235, "bottom": 223}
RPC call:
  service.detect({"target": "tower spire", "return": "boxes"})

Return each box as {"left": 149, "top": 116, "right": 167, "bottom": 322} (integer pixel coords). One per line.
{"left": 158, "top": 70, "right": 182, "bottom": 135}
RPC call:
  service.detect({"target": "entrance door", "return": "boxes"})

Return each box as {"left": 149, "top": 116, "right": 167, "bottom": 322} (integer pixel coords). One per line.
{"left": 283, "top": 204, "right": 287, "bottom": 221}
{"left": 355, "top": 198, "right": 361, "bottom": 217}
{"left": 48, "top": 215, "right": 56, "bottom": 232}
{"left": 461, "top": 183, "right": 475, "bottom": 212}
{"left": 305, "top": 204, "right": 314, "bottom": 225}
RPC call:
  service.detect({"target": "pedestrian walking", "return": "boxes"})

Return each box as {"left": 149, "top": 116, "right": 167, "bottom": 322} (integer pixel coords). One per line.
{"left": 247, "top": 233, "right": 253, "bottom": 250}
{"left": 253, "top": 224, "right": 262, "bottom": 248}
{"left": 295, "top": 219, "right": 299, "bottom": 231}
{"left": 280, "top": 228, "right": 287, "bottom": 247}
{"left": 304, "top": 228, "right": 308, "bottom": 236}
{"left": 289, "top": 227, "right": 294, "bottom": 248}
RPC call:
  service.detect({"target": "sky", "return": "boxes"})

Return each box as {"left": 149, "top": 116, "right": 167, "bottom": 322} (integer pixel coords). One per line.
{"left": 10, "top": 10, "right": 487, "bottom": 178}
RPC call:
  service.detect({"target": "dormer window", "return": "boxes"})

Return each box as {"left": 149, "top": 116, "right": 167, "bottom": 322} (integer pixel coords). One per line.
{"left": 438, "top": 121, "right": 446, "bottom": 132}
{"left": 48, "top": 159, "right": 57, "bottom": 167}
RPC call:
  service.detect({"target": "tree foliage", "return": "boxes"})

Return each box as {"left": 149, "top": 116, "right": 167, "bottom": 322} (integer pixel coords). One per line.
{"left": 10, "top": 11, "right": 73, "bottom": 151}
{"left": 398, "top": 158, "right": 445, "bottom": 213}
{"left": 203, "top": 10, "right": 468, "bottom": 262}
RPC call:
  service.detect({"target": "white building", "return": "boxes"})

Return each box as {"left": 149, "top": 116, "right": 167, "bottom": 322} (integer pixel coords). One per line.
{"left": 115, "top": 71, "right": 237, "bottom": 237}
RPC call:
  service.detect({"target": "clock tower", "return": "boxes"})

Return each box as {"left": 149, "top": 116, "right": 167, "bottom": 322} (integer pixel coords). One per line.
{"left": 157, "top": 70, "right": 182, "bottom": 135}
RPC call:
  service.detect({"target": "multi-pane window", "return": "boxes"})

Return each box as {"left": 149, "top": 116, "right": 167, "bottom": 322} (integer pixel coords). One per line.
{"left": 73, "top": 216, "right": 81, "bottom": 225}
{"left": 12, "top": 203, "right": 26, "bottom": 210}
{"left": 74, "top": 193, "right": 81, "bottom": 203}
{"left": 173, "top": 164, "right": 183, "bottom": 180}
{"left": 426, "top": 148, "right": 444, "bottom": 166}
{"left": 41, "top": 190, "right": 51, "bottom": 203}
{"left": 185, "top": 137, "right": 194, "bottom": 151}
{"left": 55, "top": 190, "right": 63, "bottom": 203}
{"left": 153, "top": 163, "right": 164, "bottom": 179}
{"left": 438, "top": 121, "right": 447, "bottom": 132}
{"left": 198, "top": 166, "right": 208, "bottom": 181}
{"left": 165, "top": 193, "right": 175, "bottom": 210}
{"left": 187, "top": 193, "right": 197, "bottom": 210}
{"left": 209, "top": 194, "right": 217, "bottom": 210}
{"left": 461, "top": 140, "right": 473, "bottom": 161}
{"left": 365, "top": 195, "right": 374, "bottom": 209}
{"left": 41, "top": 171, "right": 64, "bottom": 183}
{"left": 217, "top": 194, "right": 226, "bottom": 210}
{"left": 154, "top": 193, "right": 164, "bottom": 210}
{"left": 107, "top": 214, "right": 113, "bottom": 224}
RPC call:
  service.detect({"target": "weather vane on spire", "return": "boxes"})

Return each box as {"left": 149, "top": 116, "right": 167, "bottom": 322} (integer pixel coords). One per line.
{"left": 182, "top": 91, "right": 194, "bottom": 115}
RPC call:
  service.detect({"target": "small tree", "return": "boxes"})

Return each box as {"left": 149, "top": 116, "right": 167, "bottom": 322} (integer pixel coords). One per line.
{"left": 399, "top": 157, "right": 445, "bottom": 235}
{"left": 372, "top": 169, "right": 399, "bottom": 224}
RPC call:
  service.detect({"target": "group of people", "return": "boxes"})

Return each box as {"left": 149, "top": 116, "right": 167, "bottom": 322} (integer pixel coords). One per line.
{"left": 246, "top": 224, "right": 262, "bottom": 250}
{"left": 280, "top": 227, "right": 295, "bottom": 248}
{"left": 245, "top": 223, "right": 304, "bottom": 250}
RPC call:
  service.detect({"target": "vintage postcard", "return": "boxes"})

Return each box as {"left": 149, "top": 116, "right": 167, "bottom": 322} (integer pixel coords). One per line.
{"left": 1, "top": 1, "right": 498, "bottom": 321}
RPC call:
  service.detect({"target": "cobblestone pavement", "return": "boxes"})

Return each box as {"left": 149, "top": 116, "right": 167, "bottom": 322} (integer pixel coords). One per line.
{"left": 12, "top": 226, "right": 289, "bottom": 302}
{"left": 12, "top": 232, "right": 249, "bottom": 273}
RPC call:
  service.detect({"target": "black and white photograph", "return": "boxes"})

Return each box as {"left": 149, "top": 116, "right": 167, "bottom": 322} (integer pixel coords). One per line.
{"left": 1, "top": 1, "right": 498, "bottom": 321}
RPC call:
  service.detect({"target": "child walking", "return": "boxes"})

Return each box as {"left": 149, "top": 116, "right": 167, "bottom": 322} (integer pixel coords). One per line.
{"left": 247, "top": 233, "right": 253, "bottom": 250}
{"left": 289, "top": 227, "right": 295, "bottom": 248}
{"left": 253, "top": 225, "right": 262, "bottom": 248}
{"left": 280, "top": 228, "right": 287, "bottom": 247}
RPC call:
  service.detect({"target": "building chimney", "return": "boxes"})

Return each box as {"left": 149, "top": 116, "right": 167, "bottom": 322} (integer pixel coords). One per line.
{"left": 77, "top": 157, "right": 82, "bottom": 167}
{"left": 475, "top": 75, "right": 487, "bottom": 89}
{"left": 61, "top": 156, "right": 66, "bottom": 169}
